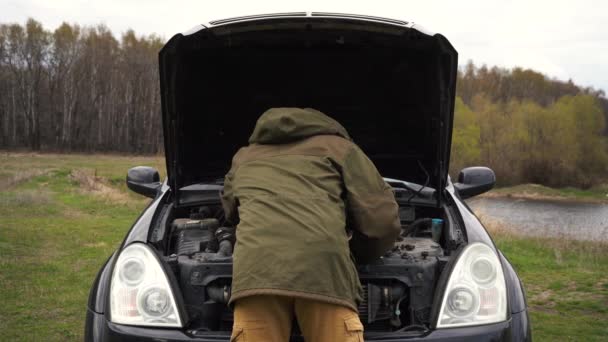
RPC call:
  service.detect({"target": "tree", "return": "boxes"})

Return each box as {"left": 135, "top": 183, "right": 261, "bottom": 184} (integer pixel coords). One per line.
{"left": 48, "top": 22, "right": 82, "bottom": 148}
{"left": 450, "top": 97, "right": 480, "bottom": 175}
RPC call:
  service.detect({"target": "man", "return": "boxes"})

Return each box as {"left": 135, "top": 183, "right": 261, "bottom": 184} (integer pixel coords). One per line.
{"left": 221, "top": 107, "right": 400, "bottom": 342}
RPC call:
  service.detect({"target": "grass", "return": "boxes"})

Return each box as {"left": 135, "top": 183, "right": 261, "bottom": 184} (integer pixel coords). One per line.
{"left": 0, "top": 152, "right": 164, "bottom": 341}
{"left": 486, "top": 183, "right": 608, "bottom": 202}
{"left": 484, "top": 220, "right": 608, "bottom": 341}
{"left": 1, "top": 152, "right": 607, "bottom": 341}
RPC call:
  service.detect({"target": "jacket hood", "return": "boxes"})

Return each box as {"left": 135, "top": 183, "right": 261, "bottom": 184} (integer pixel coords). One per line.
{"left": 248, "top": 108, "right": 351, "bottom": 144}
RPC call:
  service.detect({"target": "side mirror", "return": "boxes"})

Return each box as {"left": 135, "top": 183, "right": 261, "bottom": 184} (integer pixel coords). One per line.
{"left": 454, "top": 166, "right": 496, "bottom": 199}
{"left": 126, "top": 166, "right": 161, "bottom": 198}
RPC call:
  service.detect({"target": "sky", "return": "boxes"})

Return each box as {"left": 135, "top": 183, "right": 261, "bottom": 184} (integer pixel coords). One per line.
{"left": 2, "top": 0, "right": 607, "bottom": 93}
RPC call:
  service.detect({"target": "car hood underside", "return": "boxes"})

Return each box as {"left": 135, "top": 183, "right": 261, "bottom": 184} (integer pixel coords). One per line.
{"left": 159, "top": 14, "right": 458, "bottom": 207}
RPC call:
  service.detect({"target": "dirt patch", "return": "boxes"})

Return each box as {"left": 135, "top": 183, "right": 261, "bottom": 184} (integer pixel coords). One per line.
{"left": 83, "top": 241, "right": 107, "bottom": 248}
{"left": 594, "top": 279, "right": 608, "bottom": 291}
{"left": 564, "top": 292, "right": 606, "bottom": 303}
{"left": 0, "top": 189, "right": 52, "bottom": 206}
{"left": 553, "top": 249, "right": 564, "bottom": 265}
{"left": 61, "top": 206, "right": 90, "bottom": 219}
{"left": 528, "top": 289, "right": 558, "bottom": 314}
{"left": 69, "top": 169, "right": 133, "bottom": 204}
{"left": 566, "top": 281, "right": 577, "bottom": 292}
{"left": 529, "top": 305, "right": 559, "bottom": 314}
{"left": 0, "top": 169, "right": 51, "bottom": 191}
{"left": 532, "top": 289, "right": 554, "bottom": 302}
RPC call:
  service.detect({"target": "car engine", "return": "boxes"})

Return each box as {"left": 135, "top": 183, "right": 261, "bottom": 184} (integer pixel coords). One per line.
{"left": 157, "top": 203, "right": 452, "bottom": 333}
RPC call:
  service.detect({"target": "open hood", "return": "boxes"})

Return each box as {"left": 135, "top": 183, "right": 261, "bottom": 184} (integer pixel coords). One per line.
{"left": 159, "top": 13, "right": 458, "bottom": 207}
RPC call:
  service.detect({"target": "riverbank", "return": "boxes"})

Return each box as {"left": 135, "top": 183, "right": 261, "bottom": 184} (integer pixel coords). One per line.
{"left": 468, "top": 196, "right": 608, "bottom": 242}
{"left": 481, "top": 183, "right": 608, "bottom": 203}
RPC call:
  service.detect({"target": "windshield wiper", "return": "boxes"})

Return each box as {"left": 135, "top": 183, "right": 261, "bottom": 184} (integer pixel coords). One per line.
{"left": 383, "top": 178, "right": 435, "bottom": 200}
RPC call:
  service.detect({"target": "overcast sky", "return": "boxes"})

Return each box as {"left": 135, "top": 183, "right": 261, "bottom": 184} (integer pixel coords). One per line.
{"left": 2, "top": 0, "right": 607, "bottom": 93}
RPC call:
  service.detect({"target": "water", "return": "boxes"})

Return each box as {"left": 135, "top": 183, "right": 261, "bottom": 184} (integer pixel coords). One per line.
{"left": 466, "top": 197, "right": 608, "bottom": 241}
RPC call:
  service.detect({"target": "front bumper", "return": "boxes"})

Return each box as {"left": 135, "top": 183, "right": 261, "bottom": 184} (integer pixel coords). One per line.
{"left": 85, "top": 308, "right": 530, "bottom": 341}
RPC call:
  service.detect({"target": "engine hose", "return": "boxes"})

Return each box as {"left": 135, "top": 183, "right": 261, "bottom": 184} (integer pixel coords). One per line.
{"left": 404, "top": 218, "right": 432, "bottom": 237}
{"left": 216, "top": 240, "right": 233, "bottom": 257}
{"left": 394, "top": 295, "right": 408, "bottom": 316}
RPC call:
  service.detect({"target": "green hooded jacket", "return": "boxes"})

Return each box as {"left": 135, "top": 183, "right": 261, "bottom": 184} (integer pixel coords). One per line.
{"left": 221, "top": 107, "right": 401, "bottom": 311}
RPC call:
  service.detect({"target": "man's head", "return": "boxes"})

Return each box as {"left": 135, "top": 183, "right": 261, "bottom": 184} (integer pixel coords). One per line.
{"left": 248, "top": 108, "right": 351, "bottom": 145}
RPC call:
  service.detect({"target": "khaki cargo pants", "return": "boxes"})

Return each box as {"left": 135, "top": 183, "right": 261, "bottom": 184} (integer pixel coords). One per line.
{"left": 231, "top": 295, "right": 364, "bottom": 342}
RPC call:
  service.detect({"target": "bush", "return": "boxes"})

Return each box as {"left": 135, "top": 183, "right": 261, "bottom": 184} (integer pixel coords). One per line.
{"left": 450, "top": 94, "right": 608, "bottom": 188}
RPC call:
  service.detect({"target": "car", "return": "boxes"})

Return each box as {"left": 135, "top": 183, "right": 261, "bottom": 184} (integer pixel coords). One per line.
{"left": 85, "top": 12, "right": 531, "bottom": 342}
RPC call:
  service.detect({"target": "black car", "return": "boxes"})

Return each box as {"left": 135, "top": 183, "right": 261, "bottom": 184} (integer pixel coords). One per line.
{"left": 85, "top": 12, "right": 531, "bottom": 341}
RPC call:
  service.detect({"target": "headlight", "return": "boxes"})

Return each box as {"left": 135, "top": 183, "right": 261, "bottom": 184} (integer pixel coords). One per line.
{"left": 437, "top": 242, "right": 507, "bottom": 328}
{"left": 110, "top": 243, "right": 183, "bottom": 327}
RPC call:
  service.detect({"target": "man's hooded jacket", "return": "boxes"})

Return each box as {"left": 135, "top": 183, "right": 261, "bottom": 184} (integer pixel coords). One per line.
{"left": 221, "top": 107, "right": 401, "bottom": 311}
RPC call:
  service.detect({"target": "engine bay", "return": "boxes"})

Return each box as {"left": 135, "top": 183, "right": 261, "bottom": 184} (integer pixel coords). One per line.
{"left": 150, "top": 198, "right": 461, "bottom": 334}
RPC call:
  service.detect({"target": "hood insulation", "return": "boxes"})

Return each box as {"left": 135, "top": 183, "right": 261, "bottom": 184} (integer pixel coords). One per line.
{"left": 159, "top": 16, "right": 458, "bottom": 206}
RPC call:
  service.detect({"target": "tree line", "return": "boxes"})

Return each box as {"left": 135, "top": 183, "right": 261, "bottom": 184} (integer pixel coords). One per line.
{"left": 451, "top": 63, "right": 607, "bottom": 187}
{"left": 0, "top": 18, "right": 163, "bottom": 153}
{"left": 1, "top": 19, "right": 607, "bottom": 187}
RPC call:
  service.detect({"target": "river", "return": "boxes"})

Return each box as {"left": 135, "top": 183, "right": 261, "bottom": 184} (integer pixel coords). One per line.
{"left": 466, "top": 197, "right": 608, "bottom": 241}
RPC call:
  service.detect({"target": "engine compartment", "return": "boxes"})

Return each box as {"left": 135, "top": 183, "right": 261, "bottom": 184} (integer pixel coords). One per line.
{"left": 150, "top": 198, "right": 460, "bottom": 334}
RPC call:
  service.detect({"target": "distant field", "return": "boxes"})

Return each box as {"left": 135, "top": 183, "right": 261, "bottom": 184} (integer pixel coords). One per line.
{"left": 1, "top": 153, "right": 606, "bottom": 341}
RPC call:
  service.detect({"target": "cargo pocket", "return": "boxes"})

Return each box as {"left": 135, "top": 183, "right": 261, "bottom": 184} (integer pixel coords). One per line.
{"left": 231, "top": 322, "right": 270, "bottom": 342}
{"left": 230, "top": 327, "right": 244, "bottom": 342}
{"left": 344, "top": 315, "right": 364, "bottom": 342}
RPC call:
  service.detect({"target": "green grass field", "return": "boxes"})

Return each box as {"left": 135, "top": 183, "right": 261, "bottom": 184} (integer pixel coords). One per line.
{"left": 1, "top": 153, "right": 607, "bottom": 341}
